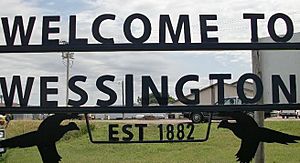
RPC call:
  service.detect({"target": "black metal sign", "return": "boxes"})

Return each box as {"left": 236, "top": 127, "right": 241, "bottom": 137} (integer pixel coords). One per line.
{"left": 0, "top": 11, "right": 299, "bottom": 163}
{"left": 0, "top": 13, "right": 300, "bottom": 142}
{"left": 85, "top": 114, "right": 212, "bottom": 144}
{"left": 0, "top": 73, "right": 297, "bottom": 108}
{"left": 0, "top": 13, "right": 298, "bottom": 52}
{"left": 0, "top": 13, "right": 299, "bottom": 145}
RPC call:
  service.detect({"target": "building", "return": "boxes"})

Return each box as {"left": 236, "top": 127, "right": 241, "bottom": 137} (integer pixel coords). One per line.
{"left": 173, "top": 81, "right": 254, "bottom": 105}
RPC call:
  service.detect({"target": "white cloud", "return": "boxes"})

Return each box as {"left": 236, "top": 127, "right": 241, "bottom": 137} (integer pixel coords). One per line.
{"left": 0, "top": 0, "right": 41, "bottom": 16}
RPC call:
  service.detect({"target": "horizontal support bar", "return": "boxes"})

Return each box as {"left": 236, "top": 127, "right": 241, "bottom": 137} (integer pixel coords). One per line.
{"left": 87, "top": 139, "right": 208, "bottom": 144}
{"left": 0, "top": 103, "right": 299, "bottom": 114}
{"left": 0, "top": 43, "right": 300, "bottom": 53}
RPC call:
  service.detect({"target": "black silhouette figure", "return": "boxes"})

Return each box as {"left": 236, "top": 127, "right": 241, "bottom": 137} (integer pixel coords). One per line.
{"left": 218, "top": 112, "right": 300, "bottom": 163}
{"left": 0, "top": 114, "right": 79, "bottom": 163}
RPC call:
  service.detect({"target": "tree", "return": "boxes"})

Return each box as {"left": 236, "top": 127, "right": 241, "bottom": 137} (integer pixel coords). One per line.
{"left": 137, "top": 93, "right": 176, "bottom": 104}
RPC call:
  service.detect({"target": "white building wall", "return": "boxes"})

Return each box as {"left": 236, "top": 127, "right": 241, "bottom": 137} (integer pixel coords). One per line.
{"left": 257, "top": 33, "right": 300, "bottom": 104}
{"left": 174, "top": 83, "right": 253, "bottom": 105}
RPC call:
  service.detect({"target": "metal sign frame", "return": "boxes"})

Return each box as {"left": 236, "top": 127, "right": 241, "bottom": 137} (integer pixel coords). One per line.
{"left": 0, "top": 42, "right": 299, "bottom": 53}
{"left": 84, "top": 114, "right": 213, "bottom": 144}
{"left": 0, "top": 103, "right": 300, "bottom": 114}
{"left": 0, "top": 15, "right": 299, "bottom": 143}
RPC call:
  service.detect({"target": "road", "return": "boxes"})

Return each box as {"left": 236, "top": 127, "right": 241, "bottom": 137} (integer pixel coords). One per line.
{"left": 91, "top": 116, "right": 300, "bottom": 124}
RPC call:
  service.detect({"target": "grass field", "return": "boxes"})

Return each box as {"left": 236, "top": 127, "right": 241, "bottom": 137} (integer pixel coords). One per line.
{"left": 0, "top": 120, "right": 300, "bottom": 163}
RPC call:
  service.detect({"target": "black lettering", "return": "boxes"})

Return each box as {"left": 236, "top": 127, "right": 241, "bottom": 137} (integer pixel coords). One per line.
{"left": 200, "top": 15, "right": 218, "bottom": 43}
{"left": 108, "top": 124, "right": 119, "bottom": 142}
{"left": 92, "top": 14, "right": 115, "bottom": 44}
{"left": 209, "top": 74, "right": 231, "bottom": 104}
{"left": 69, "top": 15, "right": 88, "bottom": 45}
{"left": 125, "top": 74, "right": 134, "bottom": 107}
{"left": 237, "top": 73, "right": 263, "bottom": 103}
{"left": 268, "top": 13, "right": 294, "bottom": 42}
{"left": 243, "top": 13, "right": 265, "bottom": 42}
{"left": 1, "top": 16, "right": 35, "bottom": 46}
{"left": 142, "top": 76, "right": 168, "bottom": 106}
{"left": 96, "top": 75, "right": 117, "bottom": 106}
{"left": 135, "top": 124, "right": 147, "bottom": 141}
{"left": 68, "top": 75, "right": 88, "bottom": 106}
{"left": 186, "top": 123, "right": 194, "bottom": 140}
{"left": 175, "top": 75, "right": 199, "bottom": 105}
{"left": 0, "top": 76, "right": 34, "bottom": 107}
{"left": 122, "top": 124, "right": 133, "bottom": 141}
{"left": 40, "top": 76, "right": 58, "bottom": 107}
{"left": 42, "top": 16, "right": 60, "bottom": 46}
{"left": 159, "top": 15, "right": 191, "bottom": 43}
{"left": 123, "top": 13, "right": 151, "bottom": 44}
{"left": 272, "top": 75, "right": 296, "bottom": 103}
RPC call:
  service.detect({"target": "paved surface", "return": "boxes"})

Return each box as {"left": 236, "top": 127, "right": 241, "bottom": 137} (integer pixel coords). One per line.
{"left": 94, "top": 119, "right": 192, "bottom": 124}
{"left": 265, "top": 116, "right": 300, "bottom": 121}
{"left": 91, "top": 116, "right": 300, "bottom": 124}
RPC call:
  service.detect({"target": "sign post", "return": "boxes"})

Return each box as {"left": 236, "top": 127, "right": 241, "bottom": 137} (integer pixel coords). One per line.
{"left": 252, "top": 50, "right": 265, "bottom": 163}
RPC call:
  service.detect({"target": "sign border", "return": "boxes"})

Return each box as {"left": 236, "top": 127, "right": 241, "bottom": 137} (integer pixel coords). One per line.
{"left": 1, "top": 103, "right": 300, "bottom": 114}
{"left": 0, "top": 42, "right": 300, "bottom": 53}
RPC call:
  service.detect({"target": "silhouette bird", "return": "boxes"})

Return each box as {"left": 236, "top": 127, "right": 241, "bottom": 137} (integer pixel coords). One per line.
{"left": 218, "top": 112, "right": 300, "bottom": 163}
{"left": 0, "top": 114, "right": 79, "bottom": 163}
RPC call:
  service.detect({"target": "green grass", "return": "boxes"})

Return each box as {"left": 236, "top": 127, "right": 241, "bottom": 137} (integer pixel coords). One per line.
{"left": 1, "top": 120, "right": 300, "bottom": 163}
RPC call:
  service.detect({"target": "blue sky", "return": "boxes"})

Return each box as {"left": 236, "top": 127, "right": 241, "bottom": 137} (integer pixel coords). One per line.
{"left": 0, "top": 0, "right": 299, "bottom": 106}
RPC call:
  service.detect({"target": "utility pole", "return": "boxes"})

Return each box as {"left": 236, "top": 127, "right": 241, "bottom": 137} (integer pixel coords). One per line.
{"left": 61, "top": 41, "right": 74, "bottom": 106}
{"left": 252, "top": 50, "right": 265, "bottom": 163}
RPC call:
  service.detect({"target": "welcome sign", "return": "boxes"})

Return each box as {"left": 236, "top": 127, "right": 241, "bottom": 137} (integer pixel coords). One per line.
{"left": 0, "top": 13, "right": 298, "bottom": 51}
{"left": 0, "top": 13, "right": 299, "bottom": 110}
{"left": 0, "top": 10, "right": 300, "bottom": 161}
